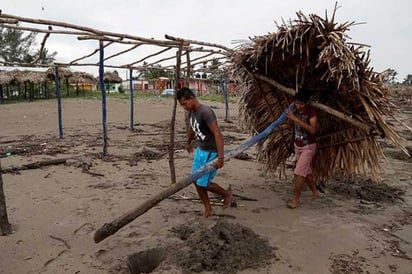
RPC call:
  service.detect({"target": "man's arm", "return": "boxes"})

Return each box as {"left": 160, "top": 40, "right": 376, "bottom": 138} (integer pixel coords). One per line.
{"left": 288, "top": 112, "right": 318, "bottom": 134}
{"left": 208, "top": 121, "right": 224, "bottom": 169}
{"left": 186, "top": 127, "right": 195, "bottom": 153}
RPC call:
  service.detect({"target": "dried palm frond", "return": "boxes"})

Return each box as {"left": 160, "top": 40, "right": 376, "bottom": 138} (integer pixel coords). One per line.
{"left": 231, "top": 6, "right": 407, "bottom": 181}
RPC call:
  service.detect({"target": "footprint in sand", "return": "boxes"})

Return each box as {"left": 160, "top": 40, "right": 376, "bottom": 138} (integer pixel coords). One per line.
{"left": 73, "top": 223, "right": 95, "bottom": 235}
{"left": 95, "top": 249, "right": 114, "bottom": 264}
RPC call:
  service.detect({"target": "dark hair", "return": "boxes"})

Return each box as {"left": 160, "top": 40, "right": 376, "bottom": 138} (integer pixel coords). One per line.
{"left": 294, "top": 90, "right": 310, "bottom": 103}
{"left": 177, "top": 87, "right": 195, "bottom": 101}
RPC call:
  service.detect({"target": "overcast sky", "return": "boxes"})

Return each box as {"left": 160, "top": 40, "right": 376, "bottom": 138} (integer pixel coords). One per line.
{"left": 2, "top": 0, "right": 411, "bottom": 81}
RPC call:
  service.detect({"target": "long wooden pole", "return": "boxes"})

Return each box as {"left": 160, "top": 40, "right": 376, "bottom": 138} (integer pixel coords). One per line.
{"left": 253, "top": 73, "right": 377, "bottom": 134}
{"left": 0, "top": 13, "right": 180, "bottom": 46}
{"left": 93, "top": 106, "right": 293, "bottom": 243}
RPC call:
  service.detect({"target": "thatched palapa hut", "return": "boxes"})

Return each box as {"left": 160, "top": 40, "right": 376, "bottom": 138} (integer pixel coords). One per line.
{"left": 69, "top": 71, "right": 97, "bottom": 94}
{"left": 101, "top": 72, "right": 123, "bottom": 84}
{"left": 97, "top": 72, "right": 123, "bottom": 92}
{"left": 45, "top": 67, "right": 73, "bottom": 80}
{"left": 70, "top": 71, "right": 97, "bottom": 85}
{"left": 232, "top": 8, "right": 407, "bottom": 181}
{"left": 14, "top": 70, "right": 47, "bottom": 83}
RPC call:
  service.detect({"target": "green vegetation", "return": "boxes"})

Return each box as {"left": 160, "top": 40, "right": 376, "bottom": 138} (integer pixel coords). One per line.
{"left": 198, "top": 94, "right": 238, "bottom": 103}
{"left": 136, "top": 63, "right": 173, "bottom": 80}
{"left": 0, "top": 24, "right": 56, "bottom": 64}
{"left": 1, "top": 84, "right": 238, "bottom": 104}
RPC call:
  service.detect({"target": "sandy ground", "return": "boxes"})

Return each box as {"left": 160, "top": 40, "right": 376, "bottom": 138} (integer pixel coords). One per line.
{"left": 0, "top": 96, "right": 411, "bottom": 274}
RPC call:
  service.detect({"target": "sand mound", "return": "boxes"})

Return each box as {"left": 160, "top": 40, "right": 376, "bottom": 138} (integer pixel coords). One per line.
{"left": 169, "top": 220, "right": 275, "bottom": 273}
{"left": 328, "top": 179, "right": 405, "bottom": 203}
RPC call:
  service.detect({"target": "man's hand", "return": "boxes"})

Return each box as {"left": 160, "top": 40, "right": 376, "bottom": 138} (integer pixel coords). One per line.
{"left": 287, "top": 109, "right": 297, "bottom": 122}
{"left": 185, "top": 143, "right": 194, "bottom": 154}
{"left": 214, "top": 157, "right": 224, "bottom": 169}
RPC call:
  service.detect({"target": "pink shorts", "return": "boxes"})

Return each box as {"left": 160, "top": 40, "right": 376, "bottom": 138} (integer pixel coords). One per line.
{"left": 294, "top": 143, "right": 317, "bottom": 177}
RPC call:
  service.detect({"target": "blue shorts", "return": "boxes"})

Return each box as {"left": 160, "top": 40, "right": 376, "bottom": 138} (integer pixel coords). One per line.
{"left": 192, "top": 147, "right": 218, "bottom": 187}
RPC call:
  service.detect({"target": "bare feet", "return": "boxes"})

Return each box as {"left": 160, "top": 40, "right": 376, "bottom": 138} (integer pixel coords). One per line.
{"left": 223, "top": 191, "right": 233, "bottom": 209}
{"left": 311, "top": 192, "right": 321, "bottom": 199}
{"left": 287, "top": 200, "right": 298, "bottom": 209}
{"left": 201, "top": 208, "right": 214, "bottom": 218}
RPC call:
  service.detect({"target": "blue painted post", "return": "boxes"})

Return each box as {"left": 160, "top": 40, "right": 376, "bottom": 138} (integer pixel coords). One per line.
{"left": 98, "top": 41, "right": 108, "bottom": 156}
{"left": 221, "top": 78, "right": 229, "bottom": 121}
{"left": 54, "top": 67, "right": 63, "bottom": 139}
{"left": 129, "top": 69, "right": 134, "bottom": 130}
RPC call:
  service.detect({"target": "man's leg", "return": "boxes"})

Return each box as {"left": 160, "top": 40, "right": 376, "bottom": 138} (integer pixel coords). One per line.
{"left": 195, "top": 184, "right": 214, "bottom": 217}
{"left": 288, "top": 175, "right": 305, "bottom": 208}
{"left": 306, "top": 174, "right": 320, "bottom": 198}
{"left": 207, "top": 182, "right": 232, "bottom": 208}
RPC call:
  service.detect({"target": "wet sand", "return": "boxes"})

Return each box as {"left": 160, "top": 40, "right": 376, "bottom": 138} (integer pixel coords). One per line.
{"left": 0, "top": 97, "right": 411, "bottom": 274}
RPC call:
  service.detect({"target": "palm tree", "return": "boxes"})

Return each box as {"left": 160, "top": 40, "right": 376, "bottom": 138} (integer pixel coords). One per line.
{"left": 36, "top": 48, "right": 57, "bottom": 64}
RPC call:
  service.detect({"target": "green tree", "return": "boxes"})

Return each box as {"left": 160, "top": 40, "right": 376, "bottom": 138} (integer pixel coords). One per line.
{"left": 381, "top": 68, "right": 398, "bottom": 84}
{"left": 0, "top": 26, "right": 36, "bottom": 62}
{"left": 403, "top": 74, "right": 412, "bottom": 85}
{"left": 207, "top": 59, "right": 223, "bottom": 81}
{"left": 0, "top": 25, "right": 57, "bottom": 64}
{"left": 35, "top": 48, "right": 57, "bottom": 64}
{"left": 138, "top": 64, "right": 173, "bottom": 79}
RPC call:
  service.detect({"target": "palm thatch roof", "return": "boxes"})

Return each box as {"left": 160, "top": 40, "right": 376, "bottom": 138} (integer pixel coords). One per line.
{"left": 99, "top": 72, "right": 123, "bottom": 83}
{"left": 0, "top": 70, "right": 15, "bottom": 85}
{"left": 45, "top": 67, "right": 73, "bottom": 80}
{"left": 13, "top": 70, "right": 47, "bottom": 83}
{"left": 232, "top": 8, "right": 407, "bottom": 181}
{"left": 69, "top": 71, "right": 97, "bottom": 84}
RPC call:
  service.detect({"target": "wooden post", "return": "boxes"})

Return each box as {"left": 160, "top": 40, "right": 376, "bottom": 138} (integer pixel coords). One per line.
{"left": 6, "top": 84, "right": 10, "bottom": 99}
{"left": 17, "top": 82, "right": 21, "bottom": 99}
{"left": 24, "top": 82, "right": 27, "bottom": 99}
{"left": 185, "top": 51, "right": 191, "bottom": 88}
{"left": 65, "top": 78, "right": 69, "bottom": 97}
{"left": 129, "top": 68, "right": 134, "bottom": 130}
{"left": 44, "top": 81, "right": 49, "bottom": 99}
{"left": 29, "top": 82, "right": 33, "bottom": 101}
{"left": 0, "top": 159, "right": 12, "bottom": 236}
{"left": 168, "top": 43, "right": 183, "bottom": 185}
{"left": 0, "top": 84, "right": 3, "bottom": 104}
{"left": 75, "top": 82, "right": 79, "bottom": 96}
{"left": 184, "top": 51, "right": 191, "bottom": 133}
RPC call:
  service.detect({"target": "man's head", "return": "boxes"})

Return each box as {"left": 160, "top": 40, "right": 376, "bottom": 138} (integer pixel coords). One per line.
{"left": 294, "top": 90, "right": 310, "bottom": 111}
{"left": 177, "top": 87, "right": 197, "bottom": 111}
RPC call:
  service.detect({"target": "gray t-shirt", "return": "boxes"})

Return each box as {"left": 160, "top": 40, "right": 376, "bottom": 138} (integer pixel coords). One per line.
{"left": 189, "top": 104, "right": 217, "bottom": 152}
